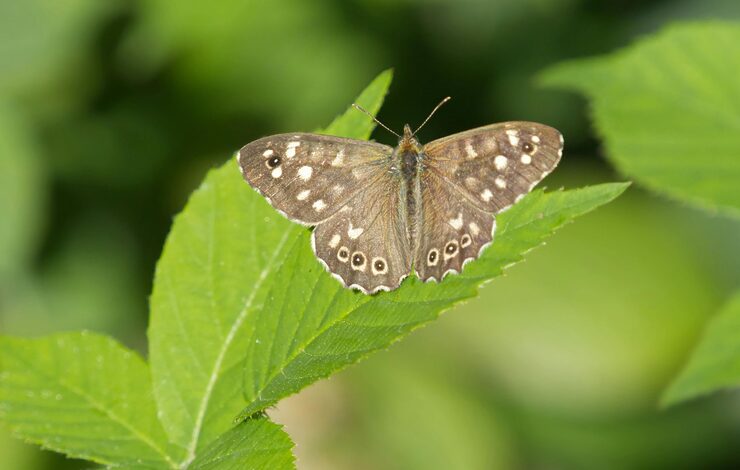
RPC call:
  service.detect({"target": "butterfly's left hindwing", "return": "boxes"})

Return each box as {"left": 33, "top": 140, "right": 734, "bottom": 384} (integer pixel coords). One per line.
{"left": 312, "top": 169, "right": 411, "bottom": 294}
{"left": 423, "top": 122, "right": 563, "bottom": 214}
{"left": 238, "top": 133, "right": 393, "bottom": 225}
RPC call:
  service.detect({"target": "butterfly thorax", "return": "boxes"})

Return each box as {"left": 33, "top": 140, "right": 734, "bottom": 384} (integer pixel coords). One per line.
{"left": 397, "top": 124, "right": 423, "bottom": 179}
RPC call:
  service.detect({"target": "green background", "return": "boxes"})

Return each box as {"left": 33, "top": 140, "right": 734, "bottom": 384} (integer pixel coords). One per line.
{"left": 1, "top": 0, "right": 739, "bottom": 468}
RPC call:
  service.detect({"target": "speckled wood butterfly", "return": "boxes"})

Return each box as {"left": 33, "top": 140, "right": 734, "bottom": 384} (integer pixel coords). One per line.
{"left": 237, "top": 100, "right": 563, "bottom": 294}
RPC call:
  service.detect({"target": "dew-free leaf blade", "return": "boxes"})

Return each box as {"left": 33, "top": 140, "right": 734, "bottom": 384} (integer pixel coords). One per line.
{"left": 148, "top": 70, "right": 392, "bottom": 464}
{"left": 237, "top": 182, "right": 630, "bottom": 419}
{"left": 662, "top": 291, "right": 740, "bottom": 407}
{"left": 540, "top": 22, "right": 740, "bottom": 217}
{"left": 0, "top": 332, "right": 181, "bottom": 468}
{"left": 190, "top": 417, "right": 294, "bottom": 470}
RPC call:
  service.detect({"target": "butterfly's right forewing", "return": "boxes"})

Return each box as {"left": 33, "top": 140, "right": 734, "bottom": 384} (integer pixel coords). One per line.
{"left": 238, "top": 133, "right": 393, "bottom": 225}
{"left": 423, "top": 122, "right": 563, "bottom": 214}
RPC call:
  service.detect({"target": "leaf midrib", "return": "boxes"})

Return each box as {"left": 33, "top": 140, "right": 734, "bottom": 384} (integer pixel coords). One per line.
{"left": 179, "top": 227, "right": 293, "bottom": 468}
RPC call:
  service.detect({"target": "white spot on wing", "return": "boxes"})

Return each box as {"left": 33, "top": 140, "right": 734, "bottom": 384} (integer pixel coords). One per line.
{"left": 271, "top": 167, "right": 282, "bottom": 178}
{"left": 495, "top": 177, "right": 507, "bottom": 189}
{"left": 469, "top": 222, "right": 480, "bottom": 236}
{"left": 521, "top": 154, "right": 532, "bottom": 165}
{"left": 263, "top": 149, "right": 274, "bottom": 158}
{"left": 313, "top": 199, "right": 326, "bottom": 212}
{"left": 465, "top": 142, "right": 478, "bottom": 159}
{"left": 331, "top": 149, "right": 345, "bottom": 166}
{"left": 329, "top": 234, "right": 341, "bottom": 248}
{"left": 481, "top": 188, "right": 493, "bottom": 202}
{"left": 348, "top": 223, "right": 364, "bottom": 239}
{"left": 448, "top": 212, "right": 463, "bottom": 230}
{"left": 297, "top": 189, "right": 310, "bottom": 200}
{"left": 506, "top": 129, "right": 520, "bottom": 147}
{"left": 298, "top": 166, "right": 313, "bottom": 181}
{"left": 285, "top": 141, "right": 300, "bottom": 158}
{"left": 532, "top": 135, "right": 541, "bottom": 143}
{"left": 494, "top": 155, "right": 508, "bottom": 170}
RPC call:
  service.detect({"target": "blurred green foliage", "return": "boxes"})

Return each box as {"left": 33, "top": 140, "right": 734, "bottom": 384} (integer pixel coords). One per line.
{"left": 1, "top": 0, "right": 739, "bottom": 468}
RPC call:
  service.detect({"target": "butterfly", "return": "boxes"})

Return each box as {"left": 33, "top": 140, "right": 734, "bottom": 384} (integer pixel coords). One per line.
{"left": 237, "top": 100, "right": 563, "bottom": 294}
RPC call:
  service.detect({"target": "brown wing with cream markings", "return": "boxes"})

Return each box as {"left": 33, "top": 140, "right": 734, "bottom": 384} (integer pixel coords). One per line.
{"left": 237, "top": 133, "right": 393, "bottom": 225}
{"left": 413, "top": 171, "right": 495, "bottom": 282}
{"left": 422, "top": 121, "right": 563, "bottom": 214}
{"left": 312, "top": 170, "right": 411, "bottom": 294}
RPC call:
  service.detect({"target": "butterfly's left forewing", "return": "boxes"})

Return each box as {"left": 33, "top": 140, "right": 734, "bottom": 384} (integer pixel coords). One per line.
{"left": 238, "top": 133, "right": 393, "bottom": 225}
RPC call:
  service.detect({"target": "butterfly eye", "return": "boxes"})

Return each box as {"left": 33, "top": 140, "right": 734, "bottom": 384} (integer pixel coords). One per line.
{"left": 371, "top": 257, "right": 388, "bottom": 275}
{"left": 266, "top": 156, "right": 282, "bottom": 169}
{"left": 460, "top": 234, "right": 472, "bottom": 248}
{"left": 351, "top": 252, "right": 366, "bottom": 270}
{"left": 522, "top": 142, "right": 534, "bottom": 154}
{"left": 444, "top": 241, "right": 459, "bottom": 259}
{"left": 337, "top": 247, "right": 350, "bottom": 262}
{"left": 427, "top": 249, "right": 439, "bottom": 266}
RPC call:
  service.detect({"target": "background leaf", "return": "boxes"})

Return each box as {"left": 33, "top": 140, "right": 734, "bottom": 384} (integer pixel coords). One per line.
{"left": 148, "top": 71, "right": 392, "bottom": 465}
{"left": 0, "top": 332, "right": 181, "bottom": 467}
{"left": 540, "top": 21, "right": 740, "bottom": 217}
{"left": 0, "top": 104, "right": 45, "bottom": 280}
{"left": 662, "top": 291, "right": 740, "bottom": 406}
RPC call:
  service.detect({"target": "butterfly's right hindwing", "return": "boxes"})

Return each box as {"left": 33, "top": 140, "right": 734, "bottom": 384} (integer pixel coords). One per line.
{"left": 413, "top": 171, "right": 495, "bottom": 282}
{"left": 238, "top": 133, "right": 393, "bottom": 225}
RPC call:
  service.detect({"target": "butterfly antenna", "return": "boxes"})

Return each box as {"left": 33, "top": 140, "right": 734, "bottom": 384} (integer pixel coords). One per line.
{"left": 413, "top": 96, "right": 451, "bottom": 136}
{"left": 351, "top": 103, "right": 400, "bottom": 138}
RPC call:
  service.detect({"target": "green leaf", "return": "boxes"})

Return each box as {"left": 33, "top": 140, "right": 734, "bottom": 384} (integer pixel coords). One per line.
{"left": 540, "top": 21, "right": 740, "bottom": 217}
{"left": 662, "top": 291, "right": 740, "bottom": 407}
{"left": 190, "top": 417, "right": 294, "bottom": 470}
{"left": 0, "top": 332, "right": 181, "bottom": 468}
{"left": 236, "top": 182, "right": 629, "bottom": 420}
{"left": 148, "top": 71, "right": 392, "bottom": 465}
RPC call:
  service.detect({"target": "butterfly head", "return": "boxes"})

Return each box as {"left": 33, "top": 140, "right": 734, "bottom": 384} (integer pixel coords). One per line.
{"left": 399, "top": 124, "right": 422, "bottom": 153}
